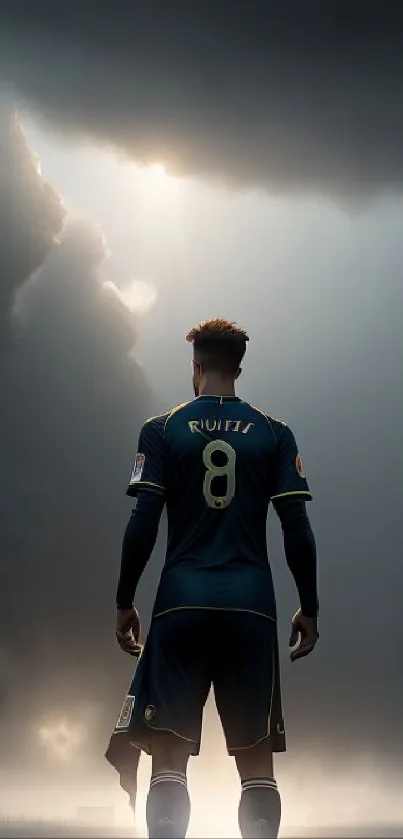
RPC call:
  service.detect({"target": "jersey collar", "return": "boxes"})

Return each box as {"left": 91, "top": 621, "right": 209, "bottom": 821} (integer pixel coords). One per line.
{"left": 195, "top": 395, "right": 241, "bottom": 403}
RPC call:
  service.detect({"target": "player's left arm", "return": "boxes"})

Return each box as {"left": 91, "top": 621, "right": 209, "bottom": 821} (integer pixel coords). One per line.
{"left": 270, "top": 424, "right": 319, "bottom": 659}
{"left": 273, "top": 495, "right": 318, "bottom": 619}
{"left": 115, "top": 418, "right": 165, "bottom": 653}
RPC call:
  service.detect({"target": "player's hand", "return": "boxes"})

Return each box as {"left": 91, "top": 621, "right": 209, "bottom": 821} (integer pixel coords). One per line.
{"left": 116, "top": 606, "right": 142, "bottom": 657}
{"left": 289, "top": 608, "right": 318, "bottom": 662}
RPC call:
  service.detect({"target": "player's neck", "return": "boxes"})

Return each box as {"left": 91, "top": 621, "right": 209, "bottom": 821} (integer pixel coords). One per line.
{"left": 198, "top": 375, "right": 236, "bottom": 397}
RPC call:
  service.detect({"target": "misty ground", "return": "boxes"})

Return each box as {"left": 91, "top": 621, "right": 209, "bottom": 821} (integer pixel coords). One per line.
{"left": 1, "top": 821, "right": 403, "bottom": 838}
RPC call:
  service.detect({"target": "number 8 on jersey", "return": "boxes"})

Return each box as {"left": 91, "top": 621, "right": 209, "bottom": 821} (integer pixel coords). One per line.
{"left": 202, "top": 439, "right": 236, "bottom": 510}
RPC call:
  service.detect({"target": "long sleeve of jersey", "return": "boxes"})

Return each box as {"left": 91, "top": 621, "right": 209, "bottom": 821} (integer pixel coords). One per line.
{"left": 116, "top": 489, "right": 165, "bottom": 609}
{"left": 272, "top": 496, "right": 318, "bottom": 618}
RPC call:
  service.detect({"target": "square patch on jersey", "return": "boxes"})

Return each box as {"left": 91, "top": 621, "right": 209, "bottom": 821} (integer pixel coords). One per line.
{"left": 129, "top": 453, "right": 145, "bottom": 484}
{"left": 115, "top": 695, "right": 135, "bottom": 731}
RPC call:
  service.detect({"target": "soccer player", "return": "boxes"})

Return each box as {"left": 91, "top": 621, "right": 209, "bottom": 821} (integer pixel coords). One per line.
{"left": 113, "top": 319, "right": 319, "bottom": 839}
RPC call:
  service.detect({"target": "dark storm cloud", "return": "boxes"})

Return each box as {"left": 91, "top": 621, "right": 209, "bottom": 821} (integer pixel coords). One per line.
{"left": 0, "top": 97, "right": 64, "bottom": 348}
{"left": 1, "top": 1, "right": 403, "bottom": 199}
{"left": 0, "top": 210, "right": 161, "bottom": 771}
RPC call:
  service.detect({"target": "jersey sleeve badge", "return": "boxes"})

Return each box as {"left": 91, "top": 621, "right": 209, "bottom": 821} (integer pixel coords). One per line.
{"left": 295, "top": 453, "right": 305, "bottom": 479}
{"left": 130, "top": 453, "right": 145, "bottom": 485}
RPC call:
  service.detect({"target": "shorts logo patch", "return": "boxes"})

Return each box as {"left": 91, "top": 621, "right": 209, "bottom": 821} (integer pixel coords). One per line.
{"left": 144, "top": 704, "right": 156, "bottom": 722}
{"left": 115, "top": 695, "right": 135, "bottom": 730}
{"left": 130, "top": 453, "right": 145, "bottom": 484}
{"left": 295, "top": 454, "right": 305, "bottom": 479}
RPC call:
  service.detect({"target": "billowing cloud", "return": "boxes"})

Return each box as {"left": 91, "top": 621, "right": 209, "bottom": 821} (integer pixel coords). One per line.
{"left": 1, "top": 3, "right": 403, "bottom": 200}
{"left": 0, "top": 95, "right": 64, "bottom": 347}
{"left": 0, "top": 206, "right": 159, "bottom": 772}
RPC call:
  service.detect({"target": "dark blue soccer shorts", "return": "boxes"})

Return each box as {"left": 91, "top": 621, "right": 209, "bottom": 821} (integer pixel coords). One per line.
{"left": 119, "top": 608, "right": 286, "bottom": 756}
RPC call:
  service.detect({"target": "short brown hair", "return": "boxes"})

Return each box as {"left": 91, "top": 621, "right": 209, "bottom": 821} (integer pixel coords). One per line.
{"left": 186, "top": 318, "right": 249, "bottom": 375}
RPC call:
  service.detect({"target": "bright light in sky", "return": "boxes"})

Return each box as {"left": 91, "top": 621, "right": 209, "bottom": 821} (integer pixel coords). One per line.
{"left": 21, "top": 113, "right": 188, "bottom": 292}
{"left": 119, "top": 279, "right": 158, "bottom": 313}
{"left": 102, "top": 278, "right": 158, "bottom": 314}
{"left": 149, "top": 162, "right": 166, "bottom": 178}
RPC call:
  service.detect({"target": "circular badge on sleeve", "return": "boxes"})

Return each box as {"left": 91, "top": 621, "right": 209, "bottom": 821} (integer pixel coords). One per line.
{"left": 295, "top": 454, "right": 305, "bottom": 479}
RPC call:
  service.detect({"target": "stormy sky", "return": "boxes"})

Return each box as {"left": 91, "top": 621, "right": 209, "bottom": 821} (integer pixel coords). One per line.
{"left": 0, "top": 2, "right": 402, "bottom": 832}
{"left": 2, "top": 1, "right": 403, "bottom": 202}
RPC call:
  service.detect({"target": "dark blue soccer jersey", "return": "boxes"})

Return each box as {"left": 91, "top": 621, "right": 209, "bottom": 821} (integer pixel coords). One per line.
{"left": 127, "top": 396, "right": 312, "bottom": 619}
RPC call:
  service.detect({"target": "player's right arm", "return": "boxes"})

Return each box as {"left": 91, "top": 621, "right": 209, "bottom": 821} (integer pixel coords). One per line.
{"left": 115, "top": 417, "right": 166, "bottom": 654}
{"left": 270, "top": 422, "right": 319, "bottom": 660}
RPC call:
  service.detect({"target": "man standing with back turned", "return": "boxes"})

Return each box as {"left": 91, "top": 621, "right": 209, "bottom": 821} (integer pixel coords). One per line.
{"left": 114, "top": 319, "right": 319, "bottom": 839}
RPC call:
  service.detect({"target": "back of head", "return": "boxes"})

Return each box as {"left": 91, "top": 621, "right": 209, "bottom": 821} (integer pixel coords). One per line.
{"left": 186, "top": 318, "right": 249, "bottom": 377}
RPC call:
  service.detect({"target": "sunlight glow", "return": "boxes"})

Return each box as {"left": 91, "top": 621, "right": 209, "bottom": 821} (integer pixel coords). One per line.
{"left": 135, "top": 160, "right": 187, "bottom": 283}
{"left": 149, "top": 162, "right": 166, "bottom": 178}
{"left": 119, "top": 279, "right": 158, "bottom": 313}
{"left": 102, "top": 278, "right": 158, "bottom": 315}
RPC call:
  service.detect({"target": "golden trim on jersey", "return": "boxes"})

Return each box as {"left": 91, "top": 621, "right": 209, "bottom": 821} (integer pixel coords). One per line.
{"left": 143, "top": 412, "right": 168, "bottom": 426}
{"left": 271, "top": 490, "right": 312, "bottom": 500}
{"left": 132, "top": 480, "right": 164, "bottom": 492}
{"left": 249, "top": 406, "right": 285, "bottom": 444}
{"left": 267, "top": 415, "right": 288, "bottom": 426}
{"left": 138, "top": 724, "right": 198, "bottom": 747}
{"left": 164, "top": 401, "right": 191, "bottom": 429}
{"left": 153, "top": 605, "right": 276, "bottom": 621}
{"left": 250, "top": 406, "right": 287, "bottom": 426}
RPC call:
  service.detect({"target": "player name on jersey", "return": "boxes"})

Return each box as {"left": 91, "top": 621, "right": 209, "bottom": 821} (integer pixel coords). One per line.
{"left": 188, "top": 418, "right": 255, "bottom": 434}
